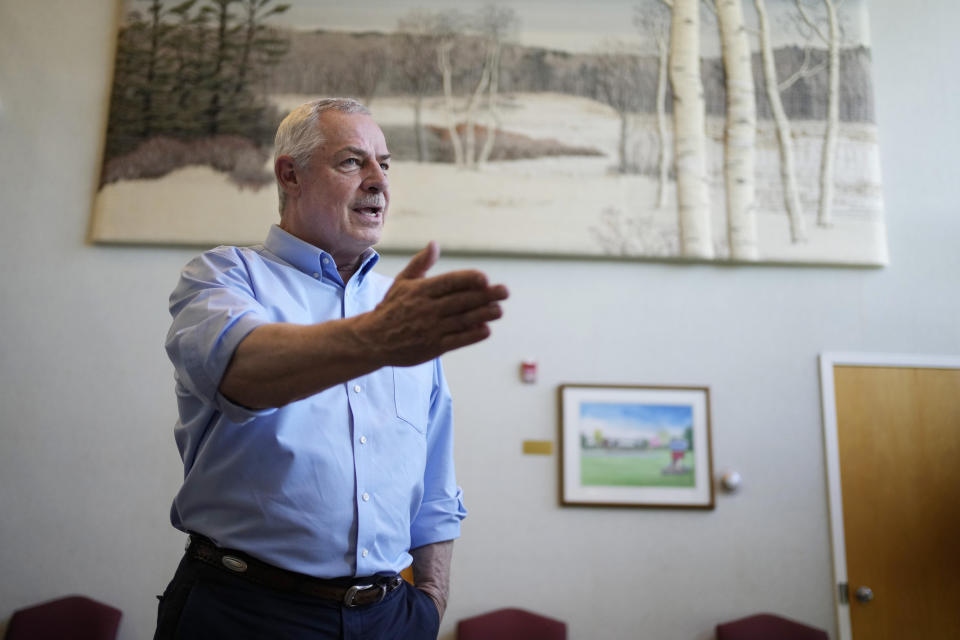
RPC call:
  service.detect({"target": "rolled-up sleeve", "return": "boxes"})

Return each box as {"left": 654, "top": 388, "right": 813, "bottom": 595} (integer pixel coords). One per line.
{"left": 165, "top": 248, "right": 275, "bottom": 424}
{"left": 410, "top": 360, "right": 467, "bottom": 548}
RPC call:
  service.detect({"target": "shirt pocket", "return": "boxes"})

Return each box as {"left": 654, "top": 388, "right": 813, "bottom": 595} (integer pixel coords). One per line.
{"left": 393, "top": 363, "right": 433, "bottom": 434}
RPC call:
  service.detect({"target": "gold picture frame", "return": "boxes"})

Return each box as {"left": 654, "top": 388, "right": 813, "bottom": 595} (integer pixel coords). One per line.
{"left": 559, "top": 384, "right": 714, "bottom": 509}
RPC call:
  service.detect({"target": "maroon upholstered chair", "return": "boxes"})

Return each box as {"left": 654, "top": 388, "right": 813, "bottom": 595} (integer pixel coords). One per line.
{"left": 716, "top": 613, "right": 828, "bottom": 640}
{"left": 457, "top": 607, "right": 567, "bottom": 640}
{"left": 5, "top": 595, "right": 122, "bottom": 640}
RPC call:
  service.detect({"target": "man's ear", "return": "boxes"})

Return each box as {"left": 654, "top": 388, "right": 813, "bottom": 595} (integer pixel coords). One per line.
{"left": 275, "top": 155, "right": 301, "bottom": 195}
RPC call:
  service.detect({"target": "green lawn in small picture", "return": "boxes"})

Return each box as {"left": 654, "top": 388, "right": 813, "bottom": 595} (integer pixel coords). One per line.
{"left": 581, "top": 450, "right": 695, "bottom": 487}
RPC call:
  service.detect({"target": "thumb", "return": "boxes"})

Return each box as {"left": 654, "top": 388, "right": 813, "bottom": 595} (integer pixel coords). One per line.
{"left": 396, "top": 241, "right": 439, "bottom": 280}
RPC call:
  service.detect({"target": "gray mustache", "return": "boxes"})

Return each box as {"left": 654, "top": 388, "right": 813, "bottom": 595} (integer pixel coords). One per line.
{"left": 352, "top": 196, "right": 385, "bottom": 209}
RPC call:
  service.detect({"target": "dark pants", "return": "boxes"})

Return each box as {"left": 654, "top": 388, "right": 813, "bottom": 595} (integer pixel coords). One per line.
{"left": 154, "top": 555, "right": 440, "bottom": 640}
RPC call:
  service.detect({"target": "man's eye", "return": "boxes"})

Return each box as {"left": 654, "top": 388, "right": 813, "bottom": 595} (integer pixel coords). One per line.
{"left": 342, "top": 158, "right": 360, "bottom": 167}
{"left": 380, "top": 163, "right": 390, "bottom": 172}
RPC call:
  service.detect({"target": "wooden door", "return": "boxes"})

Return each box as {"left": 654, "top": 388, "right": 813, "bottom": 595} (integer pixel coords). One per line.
{"left": 833, "top": 365, "right": 960, "bottom": 639}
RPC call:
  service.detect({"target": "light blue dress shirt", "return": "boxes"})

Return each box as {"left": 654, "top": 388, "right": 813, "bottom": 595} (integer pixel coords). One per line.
{"left": 165, "top": 225, "right": 466, "bottom": 578}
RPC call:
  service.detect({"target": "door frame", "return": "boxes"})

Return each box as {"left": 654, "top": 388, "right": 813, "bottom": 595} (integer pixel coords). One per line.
{"left": 818, "top": 352, "right": 960, "bottom": 640}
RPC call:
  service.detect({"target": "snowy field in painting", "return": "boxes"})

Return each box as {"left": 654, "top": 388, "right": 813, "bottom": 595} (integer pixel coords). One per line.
{"left": 93, "top": 91, "right": 885, "bottom": 264}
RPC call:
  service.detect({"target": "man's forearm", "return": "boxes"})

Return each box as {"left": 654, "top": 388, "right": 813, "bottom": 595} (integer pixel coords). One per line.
{"left": 219, "top": 317, "right": 386, "bottom": 409}
{"left": 218, "top": 244, "right": 507, "bottom": 410}
{"left": 410, "top": 540, "right": 454, "bottom": 620}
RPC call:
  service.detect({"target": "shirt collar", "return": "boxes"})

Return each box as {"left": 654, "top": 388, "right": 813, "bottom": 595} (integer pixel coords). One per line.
{"left": 263, "top": 225, "right": 380, "bottom": 286}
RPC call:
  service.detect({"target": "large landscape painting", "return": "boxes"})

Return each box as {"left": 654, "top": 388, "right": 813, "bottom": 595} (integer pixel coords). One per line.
{"left": 91, "top": 0, "right": 886, "bottom": 266}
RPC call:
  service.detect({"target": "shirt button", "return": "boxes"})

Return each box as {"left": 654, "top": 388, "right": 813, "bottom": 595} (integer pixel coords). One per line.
{"left": 362, "top": 549, "right": 369, "bottom": 558}
{"left": 312, "top": 272, "right": 320, "bottom": 279}
{"left": 322, "top": 257, "right": 330, "bottom": 265}
{"left": 360, "top": 436, "right": 367, "bottom": 444}
{"left": 362, "top": 492, "right": 370, "bottom": 502}
{"left": 354, "top": 385, "right": 362, "bottom": 393}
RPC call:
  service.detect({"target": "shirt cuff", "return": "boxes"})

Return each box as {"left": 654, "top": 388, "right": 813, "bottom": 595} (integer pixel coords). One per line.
{"left": 215, "top": 390, "right": 278, "bottom": 425}
{"left": 178, "top": 309, "right": 265, "bottom": 409}
{"left": 410, "top": 487, "right": 467, "bottom": 549}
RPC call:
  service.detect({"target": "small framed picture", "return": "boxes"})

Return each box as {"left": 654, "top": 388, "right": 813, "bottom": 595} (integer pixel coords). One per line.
{"left": 559, "top": 384, "right": 714, "bottom": 509}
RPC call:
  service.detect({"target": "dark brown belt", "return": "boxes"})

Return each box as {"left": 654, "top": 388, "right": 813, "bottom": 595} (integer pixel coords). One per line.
{"left": 186, "top": 535, "right": 403, "bottom": 607}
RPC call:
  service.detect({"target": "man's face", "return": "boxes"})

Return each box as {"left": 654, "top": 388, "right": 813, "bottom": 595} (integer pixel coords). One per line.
{"left": 281, "top": 110, "right": 390, "bottom": 265}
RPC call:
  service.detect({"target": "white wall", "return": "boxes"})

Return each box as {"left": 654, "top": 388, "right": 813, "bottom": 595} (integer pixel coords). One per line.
{"left": 1, "top": 1, "right": 958, "bottom": 639}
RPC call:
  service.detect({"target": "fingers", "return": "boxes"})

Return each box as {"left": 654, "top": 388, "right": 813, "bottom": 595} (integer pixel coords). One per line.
{"left": 417, "top": 271, "right": 512, "bottom": 302}
{"left": 435, "top": 302, "right": 503, "bottom": 337}
{"left": 416, "top": 269, "right": 485, "bottom": 297}
{"left": 395, "top": 242, "right": 439, "bottom": 281}
{"left": 438, "top": 324, "right": 493, "bottom": 353}
{"left": 430, "top": 285, "right": 509, "bottom": 318}
{"left": 488, "top": 284, "right": 509, "bottom": 302}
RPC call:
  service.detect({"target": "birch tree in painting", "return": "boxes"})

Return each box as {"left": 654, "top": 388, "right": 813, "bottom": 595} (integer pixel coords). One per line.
{"left": 714, "top": 0, "right": 758, "bottom": 260}
{"left": 475, "top": 5, "right": 518, "bottom": 167}
{"left": 431, "top": 6, "right": 518, "bottom": 170}
{"left": 461, "top": 34, "right": 489, "bottom": 169}
{"left": 663, "top": 0, "right": 713, "bottom": 258}
{"left": 353, "top": 48, "right": 388, "bottom": 106}
{"left": 754, "top": 0, "right": 807, "bottom": 242}
{"left": 634, "top": 4, "right": 671, "bottom": 208}
{"left": 796, "top": 0, "right": 841, "bottom": 227}
{"left": 593, "top": 43, "right": 642, "bottom": 174}
{"left": 396, "top": 11, "right": 441, "bottom": 162}
{"left": 434, "top": 11, "right": 467, "bottom": 167}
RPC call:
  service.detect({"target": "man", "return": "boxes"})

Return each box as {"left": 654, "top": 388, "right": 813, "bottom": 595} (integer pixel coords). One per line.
{"left": 155, "top": 98, "right": 508, "bottom": 639}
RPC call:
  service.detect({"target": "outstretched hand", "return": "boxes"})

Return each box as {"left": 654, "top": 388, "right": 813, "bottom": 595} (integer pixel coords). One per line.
{"left": 358, "top": 242, "right": 509, "bottom": 366}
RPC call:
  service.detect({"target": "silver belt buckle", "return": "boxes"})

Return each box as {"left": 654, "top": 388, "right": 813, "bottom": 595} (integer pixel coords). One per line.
{"left": 343, "top": 582, "right": 386, "bottom": 607}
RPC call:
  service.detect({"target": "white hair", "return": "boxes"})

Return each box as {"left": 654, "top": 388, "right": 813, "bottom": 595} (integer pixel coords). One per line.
{"left": 274, "top": 98, "right": 371, "bottom": 214}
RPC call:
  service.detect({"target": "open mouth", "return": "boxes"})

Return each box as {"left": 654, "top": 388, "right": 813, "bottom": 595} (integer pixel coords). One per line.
{"left": 351, "top": 198, "right": 385, "bottom": 219}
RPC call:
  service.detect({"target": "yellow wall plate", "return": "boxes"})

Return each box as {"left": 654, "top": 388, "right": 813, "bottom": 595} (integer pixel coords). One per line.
{"left": 522, "top": 440, "right": 554, "bottom": 455}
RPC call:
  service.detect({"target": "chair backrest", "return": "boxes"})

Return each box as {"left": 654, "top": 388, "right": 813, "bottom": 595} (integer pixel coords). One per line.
{"left": 716, "top": 613, "right": 828, "bottom": 640}
{"left": 5, "top": 595, "right": 122, "bottom": 640}
{"left": 457, "top": 607, "right": 567, "bottom": 640}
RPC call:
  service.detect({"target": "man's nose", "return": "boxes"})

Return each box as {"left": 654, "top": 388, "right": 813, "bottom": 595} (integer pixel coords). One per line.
{"left": 363, "top": 165, "right": 388, "bottom": 193}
